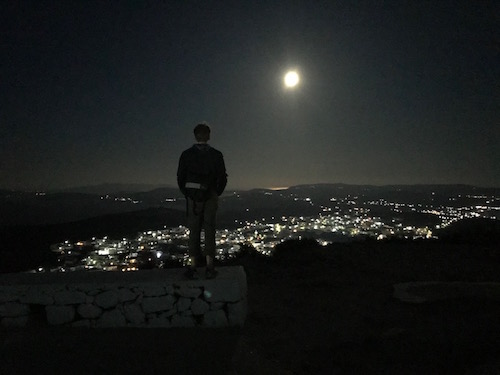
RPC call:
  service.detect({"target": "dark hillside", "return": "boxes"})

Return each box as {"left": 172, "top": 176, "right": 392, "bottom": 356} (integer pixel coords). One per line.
{"left": 236, "top": 239, "right": 500, "bottom": 374}
{"left": 436, "top": 218, "right": 500, "bottom": 245}
{"left": 0, "top": 191, "right": 146, "bottom": 226}
{"left": 0, "top": 207, "right": 184, "bottom": 273}
{"left": 53, "top": 183, "right": 172, "bottom": 195}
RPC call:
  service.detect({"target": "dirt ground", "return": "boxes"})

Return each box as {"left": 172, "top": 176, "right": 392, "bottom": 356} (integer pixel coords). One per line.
{"left": 2, "top": 240, "right": 500, "bottom": 374}
{"left": 240, "top": 241, "right": 500, "bottom": 374}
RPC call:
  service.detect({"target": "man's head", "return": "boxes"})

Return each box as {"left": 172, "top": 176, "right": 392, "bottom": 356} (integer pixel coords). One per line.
{"left": 194, "top": 123, "right": 211, "bottom": 143}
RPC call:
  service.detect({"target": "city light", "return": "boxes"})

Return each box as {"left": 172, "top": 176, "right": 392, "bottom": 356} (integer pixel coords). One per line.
{"left": 41, "top": 189, "right": 499, "bottom": 273}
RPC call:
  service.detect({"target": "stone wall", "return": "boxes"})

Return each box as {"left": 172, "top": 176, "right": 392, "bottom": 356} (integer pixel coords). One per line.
{"left": 0, "top": 266, "right": 247, "bottom": 328}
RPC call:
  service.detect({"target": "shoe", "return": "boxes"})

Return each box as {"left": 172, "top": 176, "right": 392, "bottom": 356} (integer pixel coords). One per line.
{"left": 184, "top": 268, "right": 199, "bottom": 280}
{"left": 205, "top": 267, "right": 218, "bottom": 279}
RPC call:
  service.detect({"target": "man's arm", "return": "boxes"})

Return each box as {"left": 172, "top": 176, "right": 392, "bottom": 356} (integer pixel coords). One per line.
{"left": 216, "top": 151, "right": 227, "bottom": 196}
{"left": 177, "top": 151, "right": 188, "bottom": 196}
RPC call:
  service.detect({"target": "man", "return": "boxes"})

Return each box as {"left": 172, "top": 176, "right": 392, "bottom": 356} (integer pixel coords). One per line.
{"left": 177, "top": 123, "right": 227, "bottom": 279}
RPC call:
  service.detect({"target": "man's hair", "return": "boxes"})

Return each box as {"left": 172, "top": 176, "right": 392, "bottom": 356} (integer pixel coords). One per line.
{"left": 194, "top": 123, "right": 211, "bottom": 142}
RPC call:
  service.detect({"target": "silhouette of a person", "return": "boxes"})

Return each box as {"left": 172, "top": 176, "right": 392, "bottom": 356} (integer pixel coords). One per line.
{"left": 177, "top": 123, "right": 227, "bottom": 279}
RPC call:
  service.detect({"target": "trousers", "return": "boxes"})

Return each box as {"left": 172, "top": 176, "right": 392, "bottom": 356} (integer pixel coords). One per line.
{"left": 187, "top": 192, "right": 218, "bottom": 259}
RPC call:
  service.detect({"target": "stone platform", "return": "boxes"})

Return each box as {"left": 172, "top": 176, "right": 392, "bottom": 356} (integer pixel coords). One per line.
{"left": 0, "top": 266, "right": 247, "bottom": 328}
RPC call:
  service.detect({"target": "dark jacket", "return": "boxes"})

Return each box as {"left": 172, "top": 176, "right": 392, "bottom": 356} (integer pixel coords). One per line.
{"left": 177, "top": 144, "right": 227, "bottom": 196}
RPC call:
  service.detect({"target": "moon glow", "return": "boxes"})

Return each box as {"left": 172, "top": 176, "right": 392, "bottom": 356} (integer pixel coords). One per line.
{"left": 284, "top": 71, "right": 299, "bottom": 88}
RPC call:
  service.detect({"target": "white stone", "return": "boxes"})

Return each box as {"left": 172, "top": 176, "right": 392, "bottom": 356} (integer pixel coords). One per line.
{"left": 203, "top": 310, "right": 228, "bottom": 327}
{"left": 46, "top": 305, "right": 75, "bottom": 325}
{"left": 95, "top": 290, "right": 119, "bottom": 309}
{"left": 96, "top": 309, "right": 126, "bottom": 327}
{"left": 1, "top": 316, "right": 29, "bottom": 328}
{"left": 177, "top": 285, "right": 202, "bottom": 298}
{"left": 210, "top": 302, "right": 225, "bottom": 311}
{"left": 0, "top": 265, "right": 248, "bottom": 329}
{"left": 171, "top": 315, "right": 195, "bottom": 327}
{"left": 20, "top": 289, "right": 54, "bottom": 305}
{"left": 165, "top": 285, "right": 174, "bottom": 294}
{"left": 163, "top": 308, "right": 177, "bottom": 318}
{"left": 42, "top": 284, "right": 65, "bottom": 294}
{"left": 203, "top": 290, "right": 212, "bottom": 299}
{"left": 54, "top": 290, "right": 87, "bottom": 305}
{"left": 118, "top": 288, "right": 137, "bottom": 302}
{"left": 148, "top": 315, "right": 171, "bottom": 328}
{"left": 176, "top": 297, "right": 191, "bottom": 312}
{"left": 0, "top": 291, "right": 19, "bottom": 303}
{"left": 142, "top": 295, "right": 175, "bottom": 313}
{"left": 227, "top": 299, "right": 247, "bottom": 327}
{"left": 0, "top": 285, "right": 28, "bottom": 297}
{"left": 77, "top": 303, "right": 102, "bottom": 319}
{"left": 87, "top": 289, "right": 102, "bottom": 296}
{"left": 132, "top": 287, "right": 144, "bottom": 295}
{"left": 142, "top": 285, "right": 165, "bottom": 297}
{"left": 204, "top": 279, "right": 245, "bottom": 303}
{"left": 123, "top": 303, "right": 145, "bottom": 324}
{"left": 71, "top": 284, "right": 99, "bottom": 293}
{"left": 191, "top": 298, "right": 209, "bottom": 315}
{"left": 0, "top": 302, "right": 30, "bottom": 317}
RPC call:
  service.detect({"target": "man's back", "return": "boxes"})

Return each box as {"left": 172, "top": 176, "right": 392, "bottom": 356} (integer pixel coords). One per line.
{"left": 177, "top": 144, "right": 227, "bottom": 198}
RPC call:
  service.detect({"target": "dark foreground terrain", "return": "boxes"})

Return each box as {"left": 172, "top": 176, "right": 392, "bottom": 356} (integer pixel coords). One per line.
{"left": 2, "top": 240, "right": 500, "bottom": 374}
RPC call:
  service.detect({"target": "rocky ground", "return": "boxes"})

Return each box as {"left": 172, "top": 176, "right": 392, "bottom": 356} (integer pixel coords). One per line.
{"left": 2, "top": 239, "right": 500, "bottom": 374}
{"left": 239, "top": 240, "right": 500, "bottom": 374}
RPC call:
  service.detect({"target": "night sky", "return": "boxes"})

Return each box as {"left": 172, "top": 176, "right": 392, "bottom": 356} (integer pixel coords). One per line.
{"left": 1, "top": 1, "right": 498, "bottom": 191}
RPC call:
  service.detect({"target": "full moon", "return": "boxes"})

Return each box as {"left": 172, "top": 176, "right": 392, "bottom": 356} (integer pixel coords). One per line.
{"left": 284, "top": 71, "right": 299, "bottom": 88}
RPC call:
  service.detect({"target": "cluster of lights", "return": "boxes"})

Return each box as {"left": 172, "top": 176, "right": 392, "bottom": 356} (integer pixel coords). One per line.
{"left": 41, "top": 190, "right": 499, "bottom": 273}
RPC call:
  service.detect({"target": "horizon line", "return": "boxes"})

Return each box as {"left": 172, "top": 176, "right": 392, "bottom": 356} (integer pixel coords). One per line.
{"left": 1, "top": 181, "right": 499, "bottom": 193}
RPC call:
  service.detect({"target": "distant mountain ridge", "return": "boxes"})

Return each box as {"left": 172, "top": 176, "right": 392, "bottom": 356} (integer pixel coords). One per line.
{"left": 1, "top": 183, "right": 498, "bottom": 227}
{"left": 288, "top": 183, "right": 499, "bottom": 194}
{"left": 51, "top": 183, "right": 174, "bottom": 195}
{"left": 1, "top": 182, "right": 499, "bottom": 196}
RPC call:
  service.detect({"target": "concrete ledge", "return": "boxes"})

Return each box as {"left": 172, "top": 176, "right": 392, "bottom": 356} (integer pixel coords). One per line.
{"left": 0, "top": 266, "right": 247, "bottom": 328}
